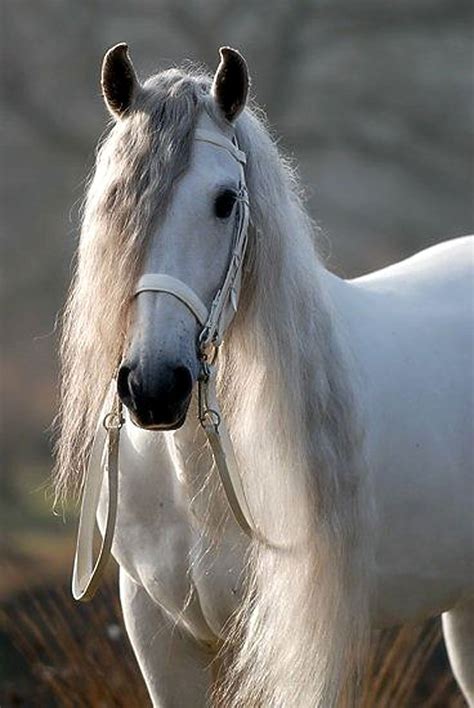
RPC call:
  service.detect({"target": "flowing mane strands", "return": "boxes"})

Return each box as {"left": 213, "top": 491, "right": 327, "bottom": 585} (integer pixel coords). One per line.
{"left": 214, "top": 109, "right": 372, "bottom": 706}
{"left": 56, "top": 64, "right": 372, "bottom": 706}
{"left": 54, "top": 68, "right": 210, "bottom": 503}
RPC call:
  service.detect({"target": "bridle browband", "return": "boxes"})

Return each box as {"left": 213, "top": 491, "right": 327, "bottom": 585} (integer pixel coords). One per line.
{"left": 72, "top": 121, "right": 259, "bottom": 602}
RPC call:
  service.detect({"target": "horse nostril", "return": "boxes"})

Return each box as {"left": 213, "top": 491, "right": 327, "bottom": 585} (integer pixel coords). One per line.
{"left": 117, "top": 360, "right": 194, "bottom": 427}
{"left": 117, "top": 364, "right": 133, "bottom": 404}
{"left": 172, "top": 365, "right": 193, "bottom": 400}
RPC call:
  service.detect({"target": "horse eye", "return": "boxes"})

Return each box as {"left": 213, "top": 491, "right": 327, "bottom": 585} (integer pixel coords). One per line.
{"left": 214, "top": 189, "right": 237, "bottom": 219}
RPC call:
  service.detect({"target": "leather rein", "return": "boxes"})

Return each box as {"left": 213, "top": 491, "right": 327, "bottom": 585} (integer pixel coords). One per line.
{"left": 72, "top": 124, "right": 258, "bottom": 601}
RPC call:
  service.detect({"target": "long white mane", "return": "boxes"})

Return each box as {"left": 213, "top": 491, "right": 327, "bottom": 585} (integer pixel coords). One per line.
{"left": 212, "top": 108, "right": 372, "bottom": 706}
{"left": 56, "top": 67, "right": 372, "bottom": 706}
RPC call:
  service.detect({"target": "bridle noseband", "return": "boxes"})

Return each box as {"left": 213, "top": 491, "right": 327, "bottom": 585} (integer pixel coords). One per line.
{"left": 72, "top": 120, "right": 258, "bottom": 602}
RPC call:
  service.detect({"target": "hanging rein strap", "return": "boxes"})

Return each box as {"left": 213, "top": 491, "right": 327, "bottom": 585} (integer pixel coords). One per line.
{"left": 72, "top": 124, "right": 257, "bottom": 602}
{"left": 197, "top": 360, "right": 255, "bottom": 536}
{"left": 72, "top": 383, "right": 123, "bottom": 601}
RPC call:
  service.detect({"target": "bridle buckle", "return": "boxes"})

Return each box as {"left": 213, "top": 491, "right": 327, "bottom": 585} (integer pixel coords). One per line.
{"left": 103, "top": 407, "right": 124, "bottom": 431}
{"left": 198, "top": 360, "right": 221, "bottom": 432}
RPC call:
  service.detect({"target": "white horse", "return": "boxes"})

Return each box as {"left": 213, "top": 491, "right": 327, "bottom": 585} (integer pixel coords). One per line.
{"left": 56, "top": 44, "right": 474, "bottom": 707}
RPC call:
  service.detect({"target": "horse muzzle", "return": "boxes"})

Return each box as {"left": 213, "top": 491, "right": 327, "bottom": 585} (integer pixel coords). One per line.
{"left": 117, "top": 359, "right": 194, "bottom": 430}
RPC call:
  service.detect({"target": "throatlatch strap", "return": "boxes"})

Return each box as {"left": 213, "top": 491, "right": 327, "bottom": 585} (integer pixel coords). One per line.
{"left": 135, "top": 274, "right": 209, "bottom": 327}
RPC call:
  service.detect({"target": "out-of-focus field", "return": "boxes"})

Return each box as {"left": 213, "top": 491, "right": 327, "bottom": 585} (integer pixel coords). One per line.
{"left": 1, "top": 0, "right": 472, "bottom": 704}
{"left": 0, "top": 573, "right": 466, "bottom": 706}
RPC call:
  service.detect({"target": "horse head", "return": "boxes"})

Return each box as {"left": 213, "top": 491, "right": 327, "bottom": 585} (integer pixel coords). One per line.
{"left": 103, "top": 45, "right": 250, "bottom": 430}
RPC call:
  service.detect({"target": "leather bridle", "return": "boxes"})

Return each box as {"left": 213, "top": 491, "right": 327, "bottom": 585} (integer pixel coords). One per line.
{"left": 72, "top": 121, "right": 258, "bottom": 601}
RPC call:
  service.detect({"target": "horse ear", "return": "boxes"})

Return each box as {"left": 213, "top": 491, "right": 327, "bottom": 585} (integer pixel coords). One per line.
{"left": 101, "top": 43, "right": 139, "bottom": 118}
{"left": 211, "top": 47, "right": 249, "bottom": 123}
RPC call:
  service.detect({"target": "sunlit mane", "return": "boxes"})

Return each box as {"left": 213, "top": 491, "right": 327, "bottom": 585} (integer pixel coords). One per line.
{"left": 214, "top": 108, "right": 371, "bottom": 706}
{"left": 55, "top": 68, "right": 210, "bottom": 503}
{"left": 55, "top": 65, "right": 371, "bottom": 707}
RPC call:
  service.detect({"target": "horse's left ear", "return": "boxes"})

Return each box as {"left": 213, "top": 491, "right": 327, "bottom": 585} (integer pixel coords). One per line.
{"left": 211, "top": 47, "right": 249, "bottom": 123}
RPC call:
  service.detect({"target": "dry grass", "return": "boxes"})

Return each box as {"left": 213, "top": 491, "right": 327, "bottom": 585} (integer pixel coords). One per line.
{"left": 359, "top": 623, "right": 464, "bottom": 707}
{"left": 0, "top": 574, "right": 465, "bottom": 707}
{"left": 1, "top": 574, "right": 150, "bottom": 707}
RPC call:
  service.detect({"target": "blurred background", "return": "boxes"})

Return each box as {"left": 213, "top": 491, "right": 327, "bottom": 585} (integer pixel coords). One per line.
{"left": 1, "top": 0, "right": 473, "bottom": 704}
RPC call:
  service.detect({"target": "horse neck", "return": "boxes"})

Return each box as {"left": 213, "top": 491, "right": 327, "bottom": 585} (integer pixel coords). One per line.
{"left": 172, "top": 216, "right": 360, "bottom": 544}
{"left": 224, "top": 228, "right": 358, "bottom": 532}
{"left": 223, "top": 224, "right": 335, "bottom": 436}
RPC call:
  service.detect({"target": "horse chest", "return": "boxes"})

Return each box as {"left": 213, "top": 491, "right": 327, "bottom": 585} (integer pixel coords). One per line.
{"left": 99, "top": 421, "right": 244, "bottom": 642}
{"left": 188, "top": 530, "right": 246, "bottom": 636}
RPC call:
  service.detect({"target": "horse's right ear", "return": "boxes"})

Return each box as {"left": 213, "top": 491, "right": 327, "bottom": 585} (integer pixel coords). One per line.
{"left": 101, "top": 43, "right": 139, "bottom": 118}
